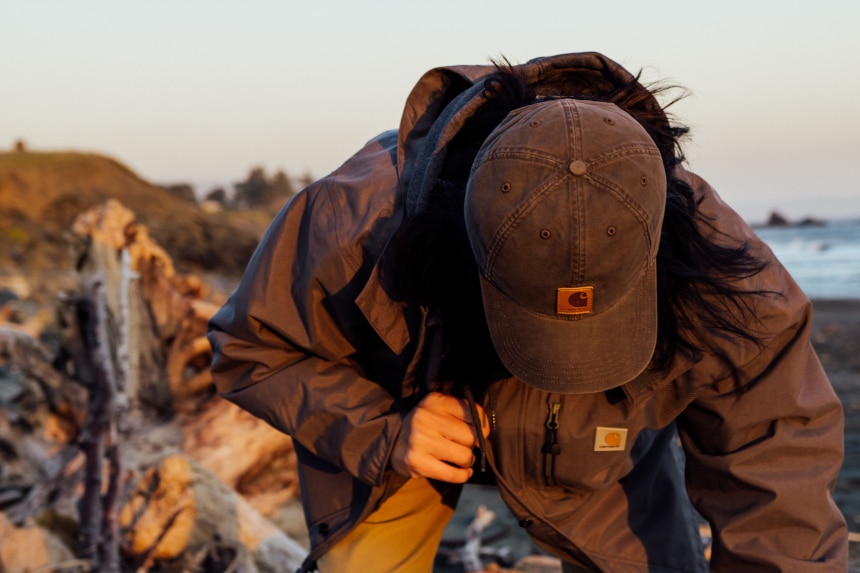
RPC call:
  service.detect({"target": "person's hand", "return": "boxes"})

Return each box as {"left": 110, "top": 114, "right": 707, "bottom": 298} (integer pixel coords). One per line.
{"left": 390, "top": 392, "right": 491, "bottom": 483}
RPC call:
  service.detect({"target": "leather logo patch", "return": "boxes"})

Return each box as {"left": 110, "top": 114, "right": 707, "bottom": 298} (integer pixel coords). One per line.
{"left": 557, "top": 287, "right": 593, "bottom": 315}
{"left": 594, "top": 427, "right": 628, "bottom": 451}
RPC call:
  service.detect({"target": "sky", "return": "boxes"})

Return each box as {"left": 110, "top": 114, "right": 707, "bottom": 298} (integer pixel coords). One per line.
{"left": 2, "top": 0, "right": 858, "bottom": 223}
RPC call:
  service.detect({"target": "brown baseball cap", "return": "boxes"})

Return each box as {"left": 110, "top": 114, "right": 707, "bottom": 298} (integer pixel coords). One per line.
{"left": 464, "top": 98, "right": 667, "bottom": 393}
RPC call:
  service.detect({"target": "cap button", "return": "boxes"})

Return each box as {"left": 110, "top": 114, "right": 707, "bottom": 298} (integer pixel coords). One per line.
{"left": 569, "top": 160, "right": 588, "bottom": 176}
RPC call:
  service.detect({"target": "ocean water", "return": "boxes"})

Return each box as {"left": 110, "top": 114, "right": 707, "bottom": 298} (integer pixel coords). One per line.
{"left": 754, "top": 219, "right": 860, "bottom": 300}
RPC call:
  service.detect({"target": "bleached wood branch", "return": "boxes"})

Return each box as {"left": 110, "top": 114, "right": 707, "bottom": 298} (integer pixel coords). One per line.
{"left": 437, "top": 503, "right": 513, "bottom": 571}
{"left": 463, "top": 505, "right": 496, "bottom": 572}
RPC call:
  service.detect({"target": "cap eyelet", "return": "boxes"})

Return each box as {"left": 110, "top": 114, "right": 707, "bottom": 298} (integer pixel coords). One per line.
{"left": 607, "top": 226, "right": 617, "bottom": 236}
{"left": 604, "top": 117, "right": 616, "bottom": 125}
{"left": 640, "top": 176, "right": 648, "bottom": 186}
{"left": 501, "top": 182, "right": 512, "bottom": 193}
{"left": 530, "top": 120, "right": 541, "bottom": 128}
{"left": 539, "top": 229, "right": 552, "bottom": 240}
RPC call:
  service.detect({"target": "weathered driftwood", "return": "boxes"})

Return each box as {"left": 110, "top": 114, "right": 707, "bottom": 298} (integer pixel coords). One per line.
{"left": 165, "top": 299, "right": 220, "bottom": 409}
{"left": 178, "top": 396, "right": 298, "bottom": 516}
{"left": 119, "top": 454, "right": 305, "bottom": 572}
{"left": 0, "top": 512, "right": 77, "bottom": 573}
{"left": 0, "top": 441, "right": 81, "bottom": 526}
{"left": 0, "top": 327, "right": 86, "bottom": 527}
{"left": 437, "top": 504, "right": 519, "bottom": 573}
{"left": 71, "top": 200, "right": 226, "bottom": 414}
{"left": 65, "top": 278, "right": 123, "bottom": 572}
{"left": 0, "top": 199, "right": 306, "bottom": 572}
{"left": 71, "top": 201, "right": 168, "bottom": 415}
{"left": 462, "top": 505, "right": 496, "bottom": 572}
{"left": 0, "top": 327, "right": 87, "bottom": 432}
{"left": 71, "top": 200, "right": 187, "bottom": 335}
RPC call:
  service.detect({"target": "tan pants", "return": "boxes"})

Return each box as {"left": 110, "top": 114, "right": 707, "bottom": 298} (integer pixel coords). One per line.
{"left": 317, "top": 477, "right": 460, "bottom": 573}
{"left": 317, "top": 477, "right": 589, "bottom": 573}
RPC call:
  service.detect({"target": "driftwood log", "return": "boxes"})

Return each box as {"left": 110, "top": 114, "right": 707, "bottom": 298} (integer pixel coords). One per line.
{"left": 0, "top": 327, "right": 87, "bottom": 435}
{"left": 0, "top": 199, "right": 569, "bottom": 572}
{"left": 70, "top": 200, "right": 304, "bottom": 559}
{"left": 0, "top": 199, "right": 304, "bottom": 572}
{"left": 179, "top": 397, "right": 298, "bottom": 515}
{"left": 119, "top": 454, "right": 305, "bottom": 573}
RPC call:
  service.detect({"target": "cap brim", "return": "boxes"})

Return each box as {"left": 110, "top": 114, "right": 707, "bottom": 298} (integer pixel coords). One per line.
{"left": 480, "top": 263, "right": 658, "bottom": 394}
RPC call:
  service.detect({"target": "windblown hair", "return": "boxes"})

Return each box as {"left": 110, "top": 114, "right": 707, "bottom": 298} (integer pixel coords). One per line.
{"left": 383, "top": 62, "right": 771, "bottom": 394}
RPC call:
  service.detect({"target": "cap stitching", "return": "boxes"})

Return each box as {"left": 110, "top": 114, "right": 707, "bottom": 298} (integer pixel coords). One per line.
{"left": 576, "top": 144, "right": 662, "bottom": 168}
{"left": 586, "top": 170, "right": 660, "bottom": 256}
{"left": 483, "top": 173, "right": 568, "bottom": 279}
{"left": 478, "top": 147, "right": 568, "bottom": 168}
{"left": 477, "top": 143, "right": 659, "bottom": 172}
{"left": 578, "top": 144, "right": 664, "bottom": 258}
{"left": 565, "top": 99, "right": 584, "bottom": 287}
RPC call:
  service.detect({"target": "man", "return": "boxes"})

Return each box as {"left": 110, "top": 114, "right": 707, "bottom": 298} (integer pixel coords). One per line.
{"left": 208, "top": 52, "right": 847, "bottom": 572}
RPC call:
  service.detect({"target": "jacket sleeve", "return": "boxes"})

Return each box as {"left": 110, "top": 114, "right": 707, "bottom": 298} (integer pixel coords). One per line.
{"left": 207, "top": 177, "right": 405, "bottom": 488}
{"left": 676, "top": 177, "right": 848, "bottom": 570}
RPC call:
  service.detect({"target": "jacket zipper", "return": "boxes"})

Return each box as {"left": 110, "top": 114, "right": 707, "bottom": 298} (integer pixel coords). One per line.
{"left": 542, "top": 396, "right": 562, "bottom": 485}
{"left": 488, "top": 384, "right": 497, "bottom": 432}
{"left": 463, "top": 386, "right": 488, "bottom": 473}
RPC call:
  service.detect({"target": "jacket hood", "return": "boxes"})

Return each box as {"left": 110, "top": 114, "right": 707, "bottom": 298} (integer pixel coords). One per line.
{"left": 398, "top": 52, "right": 668, "bottom": 217}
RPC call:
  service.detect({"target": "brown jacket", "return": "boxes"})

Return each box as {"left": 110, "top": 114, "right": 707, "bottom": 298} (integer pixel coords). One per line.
{"left": 208, "top": 53, "right": 847, "bottom": 571}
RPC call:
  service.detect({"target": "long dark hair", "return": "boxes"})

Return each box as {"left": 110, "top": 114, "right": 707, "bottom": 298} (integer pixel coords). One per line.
{"left": 383, "top": 63, "right": 770, "bottom": 393}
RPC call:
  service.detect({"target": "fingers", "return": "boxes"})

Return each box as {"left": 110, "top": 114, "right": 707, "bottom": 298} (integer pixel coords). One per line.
{"left": 418, "top": 393, "right": 478, "bottom": 447}
{"left": 393, "top": 441, "right": 475, "bottom": 483}
{"left": 389, "top": 392, "right": 491, "bottom": 483}
{"left": 422, "top": 392, "right": 492, "bottom": 443}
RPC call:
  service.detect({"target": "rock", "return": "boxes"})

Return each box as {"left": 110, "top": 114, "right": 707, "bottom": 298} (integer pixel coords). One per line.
{"left": 762, "top": 210, "right": 825, "bottom": 228}
{"left": 766, "top": 211, "right": 790, "bottom": 226}
{"left": 797, "top": 216, "right": 825, "bottom": 227}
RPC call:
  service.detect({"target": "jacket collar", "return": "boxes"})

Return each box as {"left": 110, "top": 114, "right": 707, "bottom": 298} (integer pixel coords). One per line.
{"left": 355, "top": 261, "right": 412, "bottom": 355}
{"left": 398, "top": 52, "right": 666, "bottom": 219}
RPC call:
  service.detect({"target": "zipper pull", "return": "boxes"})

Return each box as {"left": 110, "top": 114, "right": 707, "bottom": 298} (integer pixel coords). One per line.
{"left": 463, "top": 386, "right": 488, "bottom": 473}
{"left": 542, "top": 402, "right": 561, "bottom": 456}
{"left": 542, "top": 401, "right": 561, "bottom": 483}
{"left": 546, "top": 402, "right": 561, "bottom": 431}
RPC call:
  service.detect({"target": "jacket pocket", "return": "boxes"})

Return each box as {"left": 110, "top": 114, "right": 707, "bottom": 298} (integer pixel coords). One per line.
{"left": 490, "top": 380, "right": 637, "bottom": 492}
